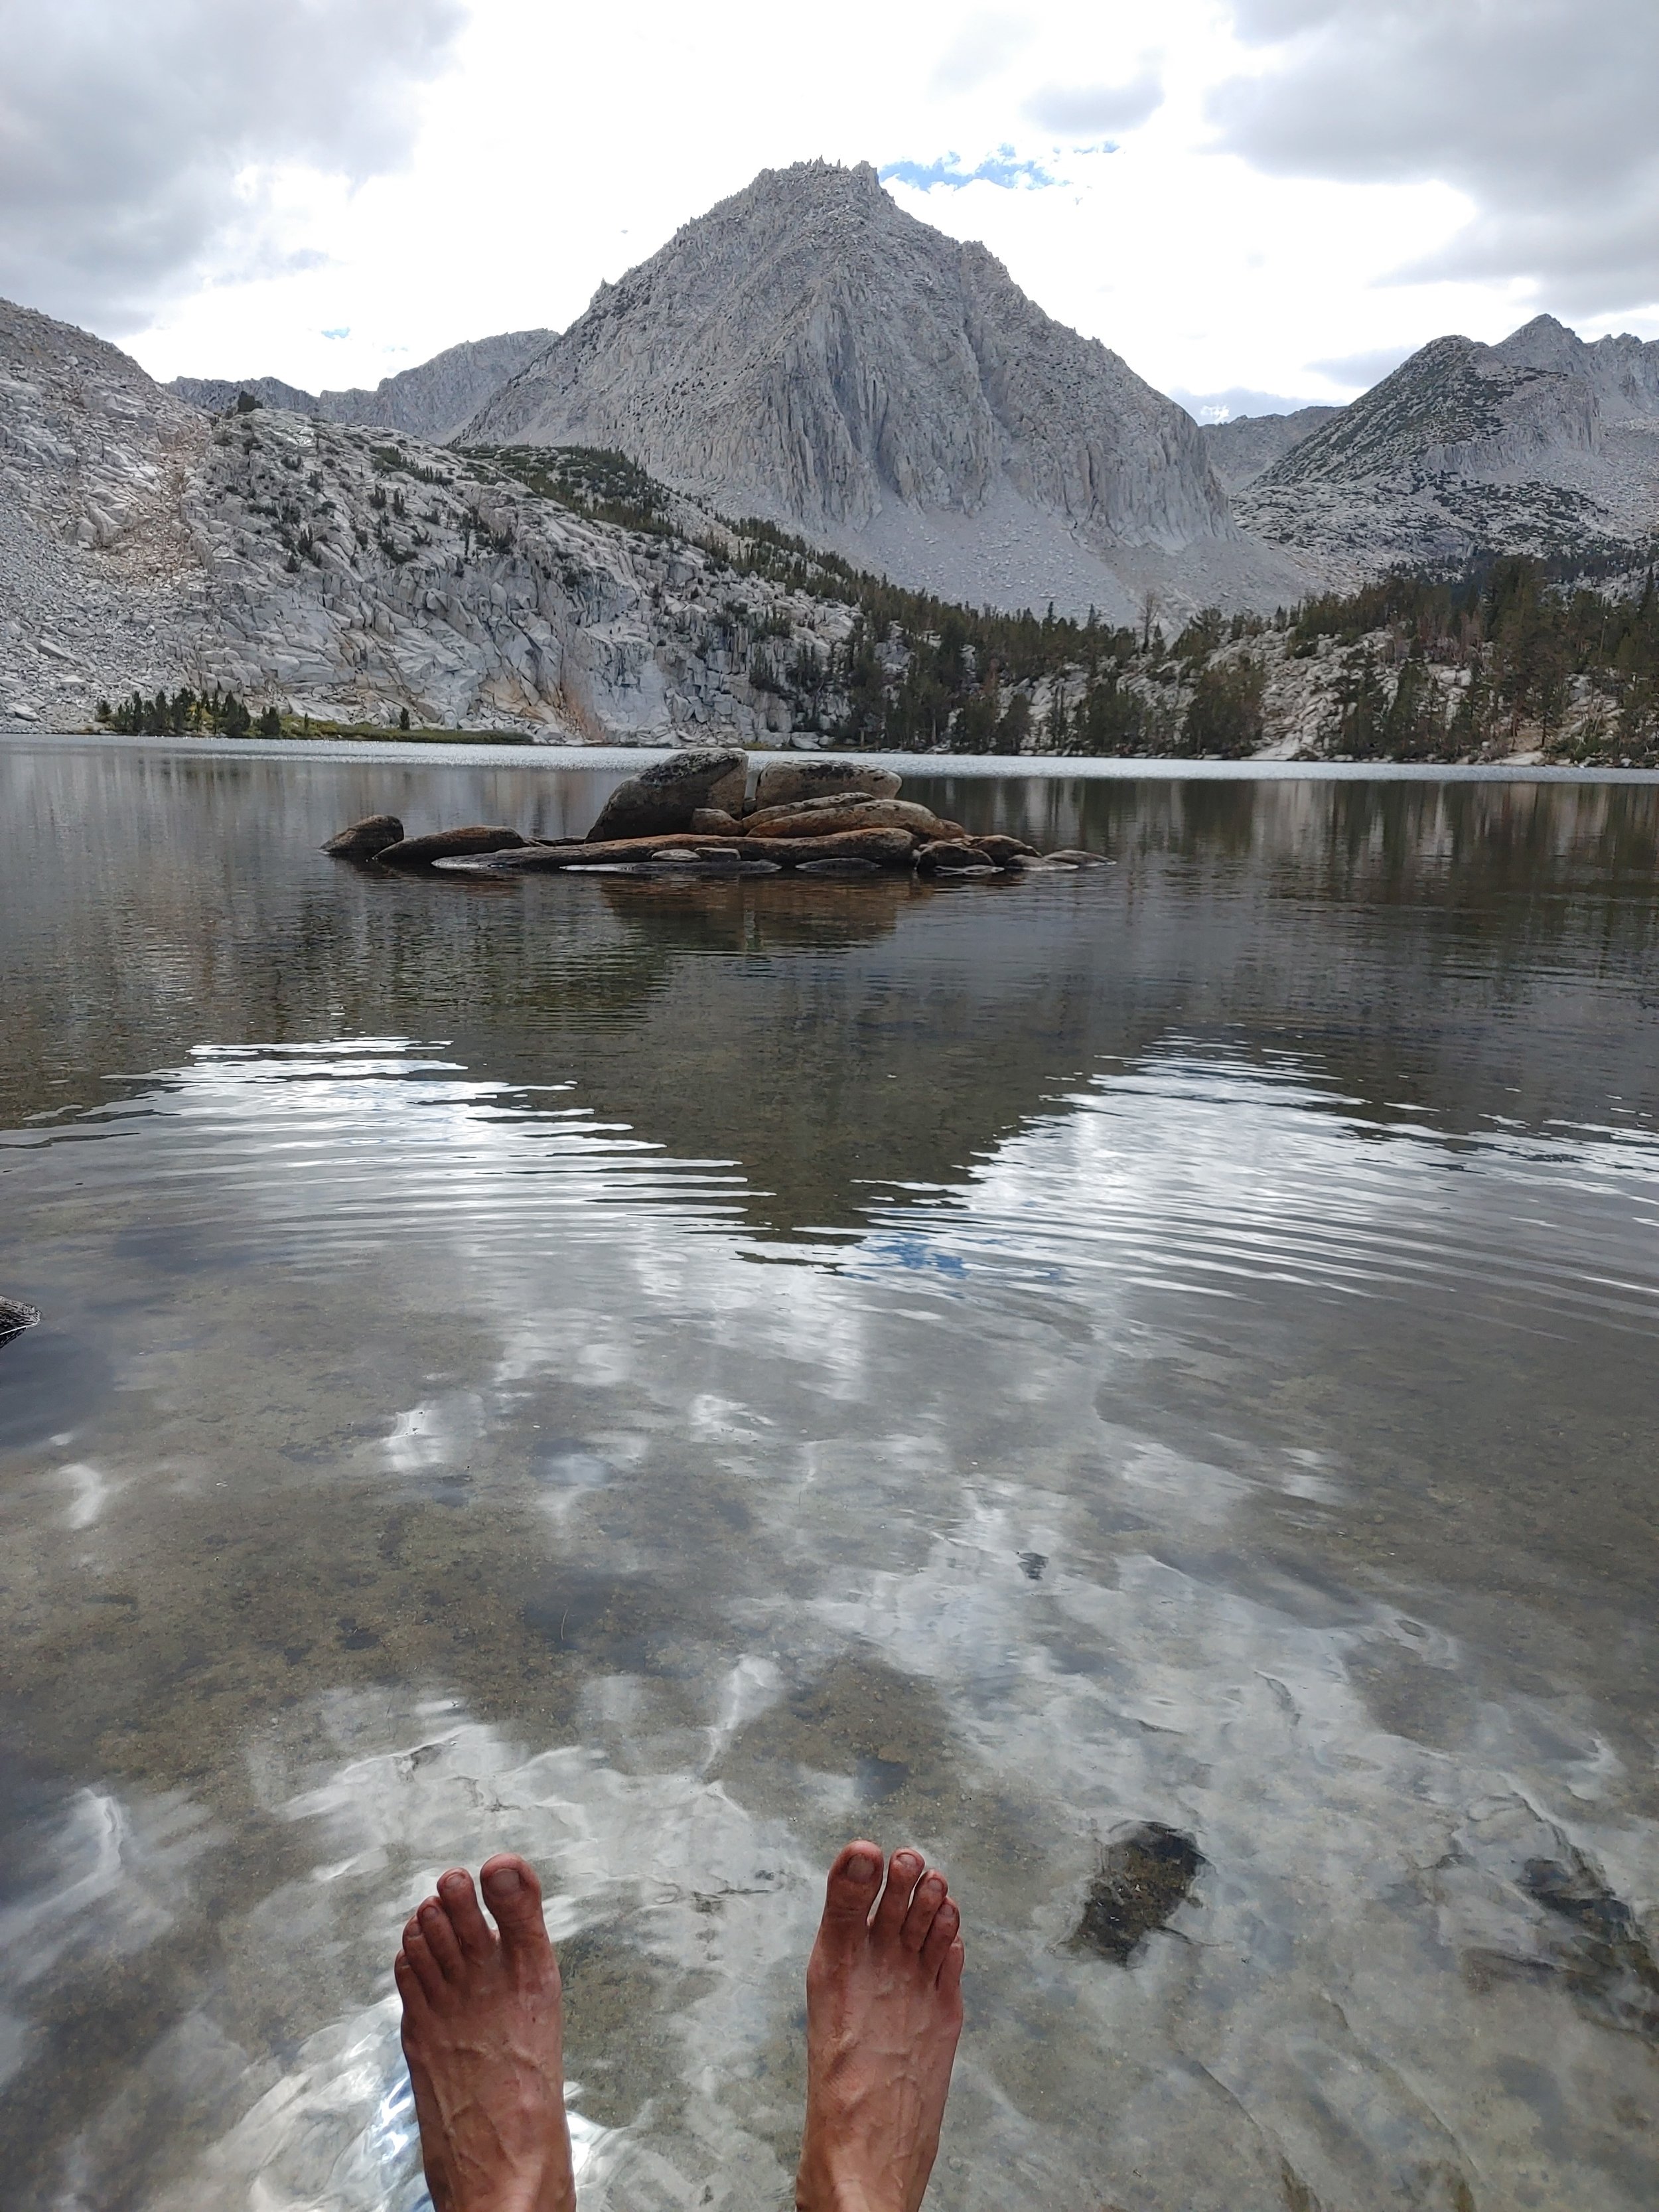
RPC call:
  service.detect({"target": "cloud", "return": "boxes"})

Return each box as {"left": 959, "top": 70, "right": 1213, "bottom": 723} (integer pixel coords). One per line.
{"left": 1025, "top": 72, "right": 1163, "bottom": 137}
{"left": 930, "top": 11, "right": 1033, "bottom": 96}
{"left": 0, "top": 0, "right": 465, "bottom": 332}
{"left": 1308, "top": 344, "right": 1413, "bottom": 389}
{"left": 881, "top": 149, "right": 1057, "bottom": 193}
{"left": 1167, "top": 384, "right": 1334, "bottom": 422}
{"left": 1212, "top": 0, "right": 1659, "bottom": 317}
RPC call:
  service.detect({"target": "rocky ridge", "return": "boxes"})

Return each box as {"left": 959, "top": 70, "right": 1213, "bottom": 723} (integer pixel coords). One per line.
{"left": 168, "top": 329, "right": 553, "bottom": 444}
{"left": 463, "top": 160, "right": 1310, "bottom": 623}
{"left": 1200, "top": 406, "right": 1341, "bottom": 494}
{"left": 1240, "top": 317, "right": 1659, "bottom": 583}
{"left": 0, "top": 294, "right": 867, "bottom": 738}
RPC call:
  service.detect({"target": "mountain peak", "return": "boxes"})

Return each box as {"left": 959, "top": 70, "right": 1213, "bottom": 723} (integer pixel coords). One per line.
{"left": 463, "top": 161, "right": 1269, "bottom": 617}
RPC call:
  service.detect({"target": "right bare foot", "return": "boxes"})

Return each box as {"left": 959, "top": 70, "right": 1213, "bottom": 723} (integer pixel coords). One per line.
{"left": 796, "top": 1842, "right": 966, "bottom": 2212}
{"left": 394, "top": 1854, "right": 575, "bottom": 2212}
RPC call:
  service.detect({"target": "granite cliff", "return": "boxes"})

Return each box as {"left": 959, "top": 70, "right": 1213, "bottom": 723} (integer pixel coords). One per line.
{"left": 0, "top": 295, "right": 855, "bottom": 738}
{"left": 463, "top": 160, "right": 1309, "bottom": 621}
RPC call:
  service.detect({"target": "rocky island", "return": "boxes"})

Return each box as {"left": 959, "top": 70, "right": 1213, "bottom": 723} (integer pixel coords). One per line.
{"left": 322, "top": 750, "right": 1104, "bottom": 881}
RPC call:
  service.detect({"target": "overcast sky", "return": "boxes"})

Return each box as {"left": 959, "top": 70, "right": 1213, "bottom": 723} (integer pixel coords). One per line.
{"left": 2, "top": 0, "right": 1654, "bottom": 419}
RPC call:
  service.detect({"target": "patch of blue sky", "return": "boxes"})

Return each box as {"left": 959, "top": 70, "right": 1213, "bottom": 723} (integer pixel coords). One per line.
{"left": 321, "top": 326, "right": 351, "bottom": 340}
{"left": 880, "top": 146, "right": 1058, "bottom": 193}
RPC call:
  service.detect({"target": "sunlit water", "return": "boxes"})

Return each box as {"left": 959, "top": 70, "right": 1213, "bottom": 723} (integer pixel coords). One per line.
{"left": 2, "top": 740, "right": 1656, "bottom": 2212}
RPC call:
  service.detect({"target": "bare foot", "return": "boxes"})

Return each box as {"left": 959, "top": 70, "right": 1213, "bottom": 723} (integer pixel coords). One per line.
{"left": 394, "top": 1854, "right": 575, "bottom": 2212}
{"left": 796, "top": 1842, "right": 966, "bottom": 2212}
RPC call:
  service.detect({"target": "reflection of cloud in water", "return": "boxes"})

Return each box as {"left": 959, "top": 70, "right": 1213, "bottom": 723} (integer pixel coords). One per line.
{"left": 845, "top": 1041, "right": 1659, "bottom": 1335}
{"left": 11, "top": 1037, "right": 1659, "bottom": 2207}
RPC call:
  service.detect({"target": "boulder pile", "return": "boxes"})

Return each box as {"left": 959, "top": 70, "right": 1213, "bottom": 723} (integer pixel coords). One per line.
{"left": 322, "top": 750, "right": 1110, "bottom": 882}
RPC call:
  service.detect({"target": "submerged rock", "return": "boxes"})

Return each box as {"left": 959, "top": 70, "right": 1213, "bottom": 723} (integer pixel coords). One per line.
{"left": 0, "top": 1297, "right": 40, "bottom": 1347}
{"left": 322, "top": 813, "right": 405, "bottom": 857}
{"left": 376, "top": 826, "right": 526, "bottom": 868}
{"left": 753, "top": 758, "right": 901, "bottom": 810}
{"left": 586, "top": 748, "right": 748, "bottom": 842}
{"left": 796, "top": 856, "right": 881, "bottom": 876}
{"left": 1045, "top": 848, "right": 1111, "bottom": 865}
{"left": 1069, "top": 1824, "right": 1204, "bottom": 1964}
{"left": 1520, "top": 1848, "right": 1659, "bottom": 2044}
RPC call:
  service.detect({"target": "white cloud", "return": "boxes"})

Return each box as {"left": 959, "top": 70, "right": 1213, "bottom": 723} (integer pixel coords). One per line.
{"left": 1212, "top": 0, "right": 1659, "bottom": 316}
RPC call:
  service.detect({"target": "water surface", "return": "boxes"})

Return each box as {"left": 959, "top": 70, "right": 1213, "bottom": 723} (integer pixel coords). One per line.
{"left": 2, "top": 741, "right": 1656, "bottom": 2212}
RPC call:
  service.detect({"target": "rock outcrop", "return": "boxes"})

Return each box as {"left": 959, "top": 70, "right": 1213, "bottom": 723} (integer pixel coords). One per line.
{"left": 322, "top": 813, "right": 404, "bottom": 857}
{"left": 585, "top": 747, "right": 748, "bottom": 840}
{"left": 462, "top": 161, "right": 1307, "bottom": 621}
{"left": 1239, "top": 316, "right": 1659, "bottom": 581}
{"left": 169, "top": 330, "right": 553, "bottom": 445}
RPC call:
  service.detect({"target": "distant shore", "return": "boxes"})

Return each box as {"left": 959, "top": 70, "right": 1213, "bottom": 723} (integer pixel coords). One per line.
{"left": 7, "top": 726, "right": 1659, "bottom": 784}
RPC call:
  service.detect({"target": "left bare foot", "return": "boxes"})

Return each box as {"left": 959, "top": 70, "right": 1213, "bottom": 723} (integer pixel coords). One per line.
{"left": 394, "top": 1854, "right": 575, "bottom": 2212}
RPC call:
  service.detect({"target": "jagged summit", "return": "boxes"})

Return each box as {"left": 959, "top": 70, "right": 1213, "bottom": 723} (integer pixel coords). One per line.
{"left": 1240, "top": 315, "right": 1659, "bottom": 577}
{"left": 168, "top": 329, "right": 552, "bottom": 445}
{"left": 464, "top": 159, "right": 1306, "bottom": 619}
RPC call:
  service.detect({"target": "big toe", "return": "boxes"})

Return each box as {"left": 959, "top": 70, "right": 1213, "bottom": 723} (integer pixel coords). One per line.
{"left": 480, "top": 1852, "right": 551, "bottom": 1954}
{"left": 818, "top": 1839, "right": 884, "bottom": 1944}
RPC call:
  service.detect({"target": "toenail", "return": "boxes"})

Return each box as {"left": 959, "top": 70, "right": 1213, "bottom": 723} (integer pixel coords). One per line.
{"left": 849, "top": 1854, "right": 880, "bottom": 1884}
{"left": 486, "top": 1864, "right": 523, "bottom": 1893}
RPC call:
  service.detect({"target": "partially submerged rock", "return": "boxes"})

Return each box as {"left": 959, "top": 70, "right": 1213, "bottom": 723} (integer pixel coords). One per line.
{"left": 322, "top": 812, "right": 404, "bottom": 858}
{"left": 796, "top": 855, "right": 881, "bottom": 877}
{"left": 974, "top": 834, "right": 1039, "bottom": 866}
{"left": 1069, "top": 1825, "right": 1204, "bottom": 1964}
{"left": 1046, "top": 848, "right": 1111, "bottom": 865}
{"left": 0, "top": 1297, "right": 40, "bottom": 1348}
{"left": 914, "top": 839, "right": 988, "bottom": 874}
{"left": 753, "top": 758, "right": 901, "bottom": 810}
{"left": 376, "top": 826, "right": 526, "bottom": 868}
{"left": 587, "top": 747, "right": 748, "bottom": 842}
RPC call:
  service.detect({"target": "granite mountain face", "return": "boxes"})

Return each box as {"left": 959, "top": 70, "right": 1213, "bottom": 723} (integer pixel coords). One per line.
{"left": 1238, "top": 316, "right": 1659, "bottom": 583}
{"left": 462, "top": 160, "right": 1310, "bottom": 622}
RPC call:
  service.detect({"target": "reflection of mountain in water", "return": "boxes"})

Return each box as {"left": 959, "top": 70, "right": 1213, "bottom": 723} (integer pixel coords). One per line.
{"left": 5, "top": 749, "right": 1659, "bottom": 1236}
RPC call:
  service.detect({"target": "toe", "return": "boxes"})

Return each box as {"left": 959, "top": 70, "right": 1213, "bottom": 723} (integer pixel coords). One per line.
{"left": 920, "top": 1895, "right": 960, "bottom": 1975}
{"left": 418, "top": 1895, "right": 465, "bottom": 1978}
{"left": 938, "top": 1933, "right": 966, "bottom": 1998}
{"left": 394, "top": 1948, "right": 429, "bottom": 2022}
{"left": 480, "top": 1852, "right": 552, "bottom": 1959}
{"left": 818, "top": 1840, "right": 884, "bottom": 1945}
{"left": 901, "top": 1868, "right": 948, "bottom": 1953}
{"left": 437, "top": 1867, "right": 496, "bottom": 1962}
{"left": 401, "top": 1927, "right": 446, "bottom": 2002}
{"left": 873, "top": 1848, "right": 925, "bottom": 1938}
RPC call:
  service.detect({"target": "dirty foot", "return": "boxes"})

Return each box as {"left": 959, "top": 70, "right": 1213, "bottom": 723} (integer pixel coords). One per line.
{"left": 797, "top": 1841, "right": 966, "bottom": 2212}
{"left": 394, "top": 1853, "right": 575, "bottom": 2212}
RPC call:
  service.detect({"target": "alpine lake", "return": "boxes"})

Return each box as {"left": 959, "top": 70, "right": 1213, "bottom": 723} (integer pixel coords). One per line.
{"left": 1, "top": 735, "right": 1656, "bottom": 2212}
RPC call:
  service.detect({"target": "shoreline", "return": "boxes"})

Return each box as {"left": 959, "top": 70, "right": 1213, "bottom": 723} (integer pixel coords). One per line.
{"left": 5, "top": 725, "right": 1659, "bottom": 784}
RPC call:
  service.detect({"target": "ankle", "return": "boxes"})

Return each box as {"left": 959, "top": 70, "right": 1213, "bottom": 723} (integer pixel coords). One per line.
{"left": 796, "top": 2170, "right": 896, "bottom": 2212}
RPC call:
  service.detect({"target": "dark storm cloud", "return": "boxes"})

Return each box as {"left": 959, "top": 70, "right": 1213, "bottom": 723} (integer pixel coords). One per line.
{"left": 0, "top": 0, "right": 465, "bottom": 333}
{"left": 1212, "top": 1, "right": 1659, "bottom": 317}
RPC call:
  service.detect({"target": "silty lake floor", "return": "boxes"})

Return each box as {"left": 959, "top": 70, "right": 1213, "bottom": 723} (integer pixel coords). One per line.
{"left": 1, "top": 741, "right": 1656, "bottom": 2212}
